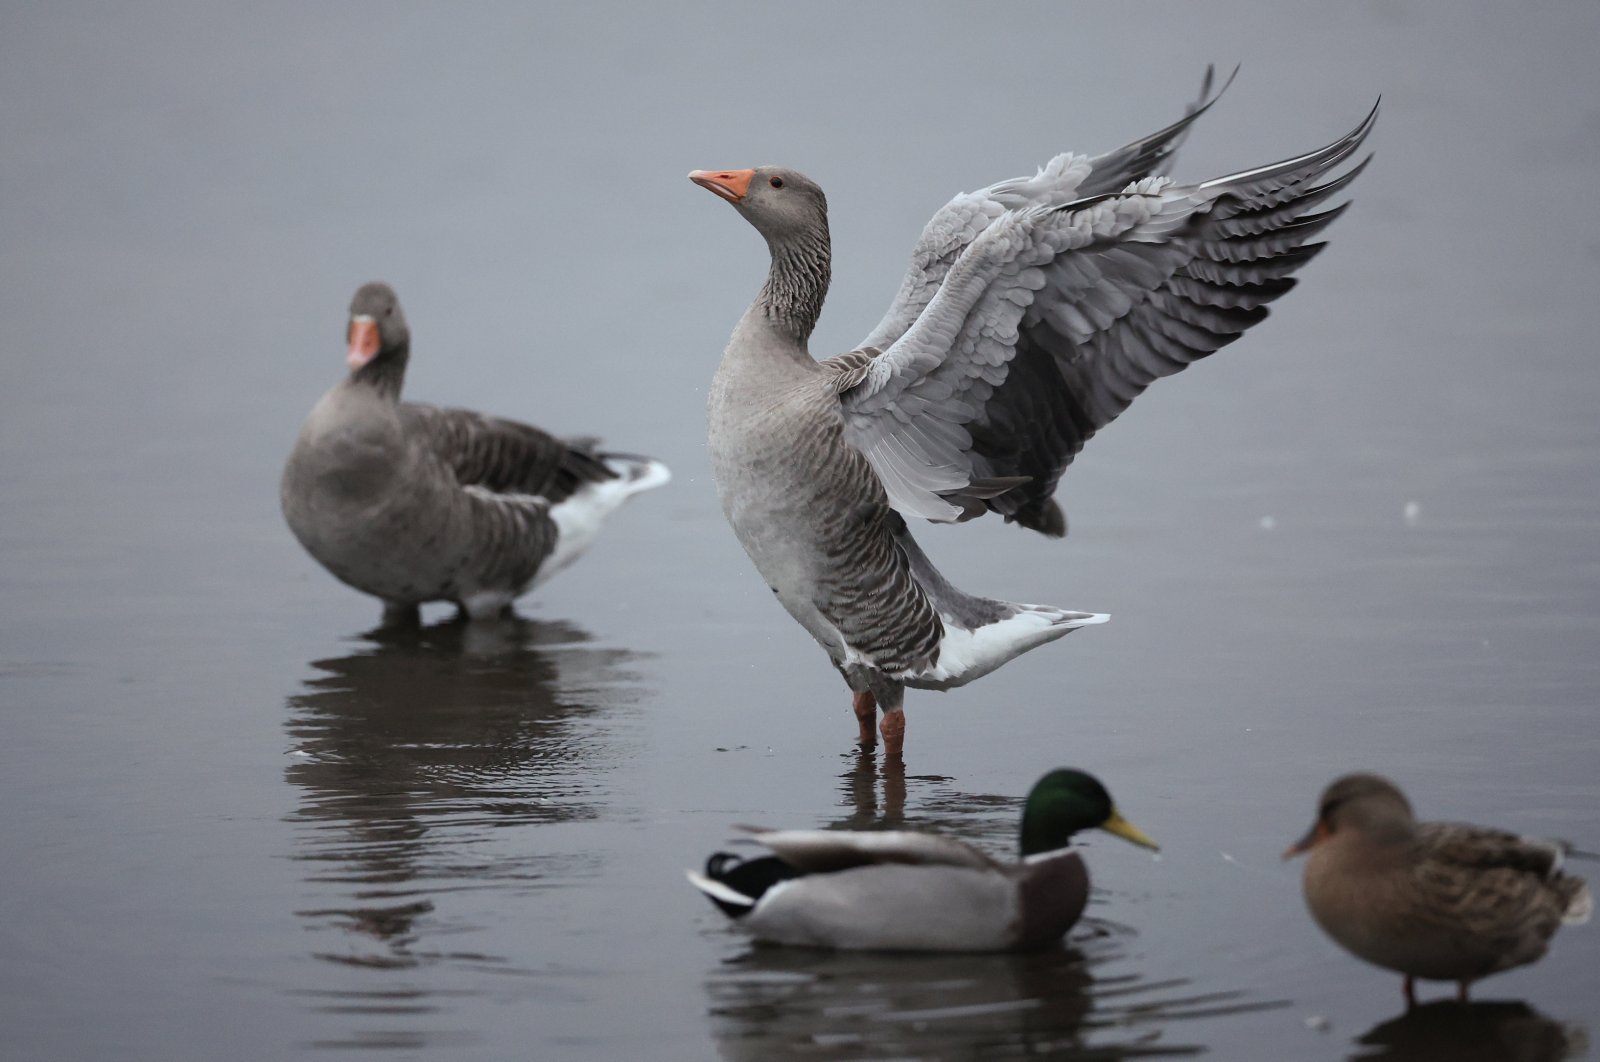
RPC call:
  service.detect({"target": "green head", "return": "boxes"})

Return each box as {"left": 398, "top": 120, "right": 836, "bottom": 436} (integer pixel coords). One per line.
{"left": 1019, "top": 769, "right": 1159, "bottom": 857}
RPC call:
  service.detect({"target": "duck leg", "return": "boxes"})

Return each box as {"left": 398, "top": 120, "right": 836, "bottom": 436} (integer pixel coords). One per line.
{"left": 382, "top": 601, "right": 421, "bottom": 627}
{"left": 1403, "top": 976, "right": 1416, "bottom": 1009}
{"left": 1456, "top": 980, "right": 1470, "bottom": 1003}
{"left": 851, "top": 691, "right": 878, "bottom": 747}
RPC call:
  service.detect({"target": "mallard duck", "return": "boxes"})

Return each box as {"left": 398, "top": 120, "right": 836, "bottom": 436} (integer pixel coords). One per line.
{"left": 281, "top": 282, "right": 669, "bottom": 624}
{"left": 687, "top": 768, "right": 1157, "bottom": 951}
{"left": 689, "top": 79, "right": 1376, "bottom": 756}
{"left": 1285, "top": 773, "right": 1591, "bottom": 1005}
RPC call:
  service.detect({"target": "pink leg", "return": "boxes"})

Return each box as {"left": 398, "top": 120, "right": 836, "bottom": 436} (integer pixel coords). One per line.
{"left": 879, "top": 707, "right": 905, "bottom": 761}
{"left": 851, "top": 691, "right": 878, "bottom": 747}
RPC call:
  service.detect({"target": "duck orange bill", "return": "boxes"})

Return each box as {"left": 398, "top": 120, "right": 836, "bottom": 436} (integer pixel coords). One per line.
{"left": 1283, "top": 819, "right": 1331, "bottom": 859}
{"left": 347, "top": 316, "right": 380, "bottom": 370}
{"left": 689, "top": 169, "right": 754, "bottom": 203}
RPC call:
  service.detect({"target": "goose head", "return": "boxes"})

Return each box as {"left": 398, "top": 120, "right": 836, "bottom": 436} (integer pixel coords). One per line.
{"left": 346, "top": 281, "right": 410, "bottom": 373}
{"left": 689, "top": 166, "right": 829, "bottom": 247}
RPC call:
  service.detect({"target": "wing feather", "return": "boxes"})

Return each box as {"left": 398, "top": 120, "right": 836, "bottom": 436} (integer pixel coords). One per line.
{"left": 839, "top": 102, "right": 1377, "bottom": 532}
{"left": 742, "top": 828, "right": 1000, "bottom": 873}
{"left": 399, "top": 404, "right": 616, "bottom": 503}
{"left": 856, "top": 68, "right": 1228, "bottom": 354}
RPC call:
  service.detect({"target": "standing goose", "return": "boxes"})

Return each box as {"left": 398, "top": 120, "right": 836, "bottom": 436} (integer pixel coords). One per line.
{"left": 1285, "top": 773, "right": 1591, "bottom": 1006}
{"left": 690, "top": 86, "right": 1377, "bottom": 756}
{"left": 687, "top": 768, "right": 1157, "bottom": 951}
{"left": 281, "top": 282, "right": 670, "bottom": 624}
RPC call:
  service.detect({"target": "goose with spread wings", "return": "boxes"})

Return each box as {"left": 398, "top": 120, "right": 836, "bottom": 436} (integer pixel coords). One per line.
{"left": 691, "top": 80, "right": 1376, "bottom": 756}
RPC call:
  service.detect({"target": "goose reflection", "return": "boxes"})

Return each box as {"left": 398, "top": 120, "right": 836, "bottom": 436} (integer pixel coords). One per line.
{"left": 285, "top": 616, "right": 643, "bottom": 969}
{"left": 1353, "top": 1000, "right": 1588, "bottom": 1062}
{"left": 834, "top": 748, "right": 1017, "bottom": 837}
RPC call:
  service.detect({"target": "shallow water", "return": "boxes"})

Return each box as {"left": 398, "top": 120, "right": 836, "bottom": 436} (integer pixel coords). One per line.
{"left": 3, "top": 3, "right": 1599, "bottom": 1059}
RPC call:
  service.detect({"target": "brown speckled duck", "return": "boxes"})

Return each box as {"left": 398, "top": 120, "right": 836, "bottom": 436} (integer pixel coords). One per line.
{"left": 1285, "top": 773, "right": 1591, "bottom": 1006}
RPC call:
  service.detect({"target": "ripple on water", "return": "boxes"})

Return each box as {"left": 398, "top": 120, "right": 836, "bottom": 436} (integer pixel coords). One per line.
{"left": 282, "top": 616, "right": 648, "bottom": 1043}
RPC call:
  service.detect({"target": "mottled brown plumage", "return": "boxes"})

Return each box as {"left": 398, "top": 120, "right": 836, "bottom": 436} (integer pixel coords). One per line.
{"left": 1286, "top": 773, "right": 1591, "bottom": 1006}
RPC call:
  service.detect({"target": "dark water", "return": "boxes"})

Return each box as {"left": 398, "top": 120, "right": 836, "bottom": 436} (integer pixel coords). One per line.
{"left": 3, "top": 2, "right": 1598, "bottom": 1059}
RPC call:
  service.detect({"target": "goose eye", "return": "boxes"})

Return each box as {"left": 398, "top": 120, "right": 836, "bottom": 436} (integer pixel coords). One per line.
{"left": 769, "top": 176, "right": 784, "bottom": 189}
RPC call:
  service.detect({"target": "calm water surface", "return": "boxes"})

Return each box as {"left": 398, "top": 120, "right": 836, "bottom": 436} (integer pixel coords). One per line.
{"left": 3, "top": 3, "right": 1598, "bottom": 1059}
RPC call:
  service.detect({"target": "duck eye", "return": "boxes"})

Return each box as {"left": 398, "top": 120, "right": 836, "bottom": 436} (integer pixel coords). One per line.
{"left": 769, "top": 176, "right": 784, "bottom": 189}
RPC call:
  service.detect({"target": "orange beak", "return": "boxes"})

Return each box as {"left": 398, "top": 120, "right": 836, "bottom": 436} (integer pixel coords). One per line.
{"left": 1282, "top": 818, "right": 1331, "bottom": 860}
{"left": 347, "top": 315, "right": 380, "bottom": 370}
{"left": 689, "top": 168, "right": 755, "bottom": 204}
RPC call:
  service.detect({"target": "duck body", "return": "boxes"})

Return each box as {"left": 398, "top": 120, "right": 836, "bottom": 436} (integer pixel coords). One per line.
{"left": 696, "top": 840, "right": 1089, "bottom": 952}
{"left": 282, "top": 283, "right": 669, "bottom": 622}
{"left": 688, "top": 768, "right": 1157, "bottom": 952}
{"left": 1290, "top": 774, "right": 1591, "bottom": 1003}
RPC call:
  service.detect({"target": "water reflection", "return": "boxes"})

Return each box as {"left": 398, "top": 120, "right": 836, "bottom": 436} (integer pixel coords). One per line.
{"left": 1353, "top": 1001, "right": 1589, "bottom": 1062}
{"left": 705, "top": 761, "right": 1285, "bottom": 1059}
{"left": 284, "top": 617, "right": 643, "bottom": 972}
{"left": 704, "top": 936, "right": 1287, "bottom": 1060}
{"left": 833, "top": 749, "right": 1017, "bottom": 837}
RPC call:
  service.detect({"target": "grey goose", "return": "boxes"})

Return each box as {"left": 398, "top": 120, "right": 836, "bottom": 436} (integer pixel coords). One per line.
{"left": 690, "top": 79, "right": 1376, "bottom": 756}
{"left": 281, "top": 282, "right": 669, "bottom": 624}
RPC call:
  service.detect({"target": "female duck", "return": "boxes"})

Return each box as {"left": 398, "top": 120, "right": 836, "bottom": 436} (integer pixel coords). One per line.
{"left": 1286, "top": 773, "right": 1590, "bottom": 1005}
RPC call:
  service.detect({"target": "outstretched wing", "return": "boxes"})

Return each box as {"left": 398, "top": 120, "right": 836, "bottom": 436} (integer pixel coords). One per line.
{"left": 856, "top": 67, "right": 1228, "bottom": 354}
{"left": 839, "top": 102, "right": 1377, "bottom": 533}
{"left": 1071, "top": 64, "right": 1233, "bottom": 198}
{"left": 399, "top": 403, "right": 616, "bottom": 502}
{"left": 740, "top": 827, "right": 1000, "bottom": 873}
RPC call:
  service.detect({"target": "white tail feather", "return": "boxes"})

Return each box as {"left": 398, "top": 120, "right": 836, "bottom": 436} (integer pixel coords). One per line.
{"left": 604, "top": 456, "right": 672, "bottom": 495}
{"left": 905, "top": 605, "right": 1109, "bottom": 690}
{"left": 1564, "top": 881, "right": 1592, "bottom": 926}
{"left": 686, "top": 869, "right": 755, "bottom": 908}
